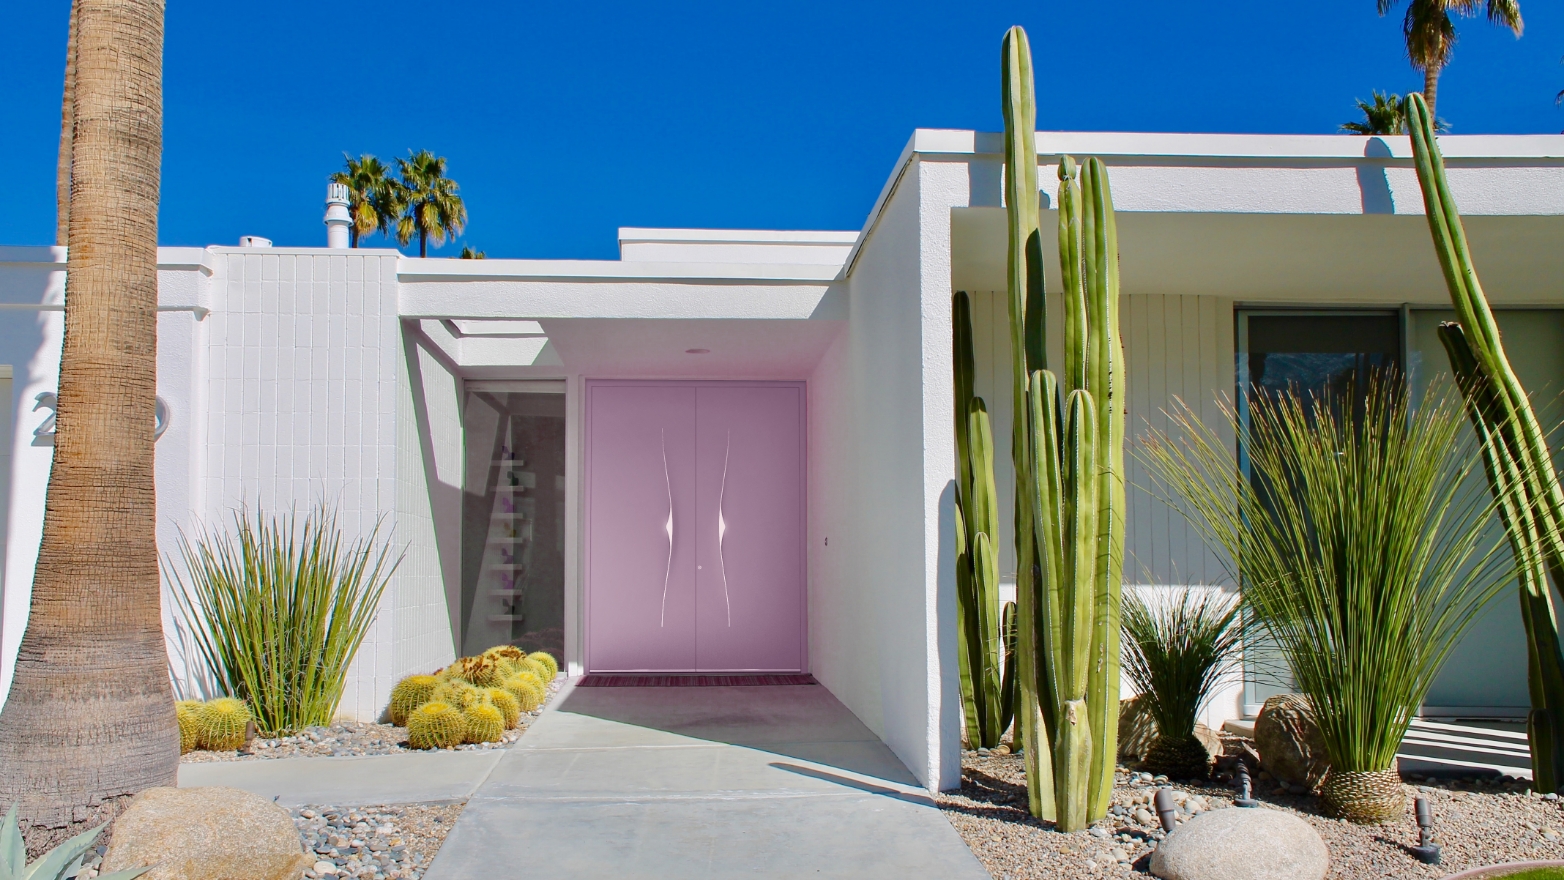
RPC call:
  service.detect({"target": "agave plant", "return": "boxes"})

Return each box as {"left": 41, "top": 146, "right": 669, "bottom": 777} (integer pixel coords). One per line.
{"left": 0, "top": 805, "right": 147, "bottom": 880}
{"left": 1120, "top": 586, "right": 1245, "bottom": 779}
{"left": 166, "top": 503, "right": 400, "bottom": 734}
{"left": 1140, "top": 378, "right": 1510, "bottom": 822}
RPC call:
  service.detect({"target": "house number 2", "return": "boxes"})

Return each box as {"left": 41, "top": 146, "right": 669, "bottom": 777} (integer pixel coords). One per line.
{"left": 34, "top": 393, "right": 170, "bottom": 442}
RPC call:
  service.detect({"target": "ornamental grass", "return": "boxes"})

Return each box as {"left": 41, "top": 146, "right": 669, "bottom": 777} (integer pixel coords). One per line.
{"left": 1140, "top": 377, "right": 1511, "bottom": 821}
{"left": 1120, "top": 585, "right": 1246, "bottom": 779}
{"left": 166, "top": 503, "right": 400, "bottom": 735}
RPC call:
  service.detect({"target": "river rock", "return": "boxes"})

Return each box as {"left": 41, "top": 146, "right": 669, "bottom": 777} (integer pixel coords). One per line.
{"left": 1254, "top": 694, "right": 1330, "bottom": 791}
{"left": 1150, "top": 807, "right": 1329, "bottom": 880}
{"left": 100, "top": 786, "right": 312, "bottom": 880}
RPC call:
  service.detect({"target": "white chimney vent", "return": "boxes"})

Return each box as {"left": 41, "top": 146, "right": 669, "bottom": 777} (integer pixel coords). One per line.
{"left": 325, "top": 183, "right": 351, "bottom": 249}
{"left": 238, "top": 236, "right": 272, "bottom": 247}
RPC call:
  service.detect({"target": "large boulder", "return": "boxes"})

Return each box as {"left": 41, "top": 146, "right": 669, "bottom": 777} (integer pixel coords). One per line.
{"left": 1254, "top": 694, "right": 1330, "bottom": 791}
{"left": 1150, "top": 807, "right": 1329, "bottom": 880}
{"left": 100, "top": 786, "right": 311, "bottom": 880}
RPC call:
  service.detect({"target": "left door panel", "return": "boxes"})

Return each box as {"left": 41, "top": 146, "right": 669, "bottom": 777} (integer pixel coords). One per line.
{"left": 586, "top": 384, "right": 698, "bottom": 672}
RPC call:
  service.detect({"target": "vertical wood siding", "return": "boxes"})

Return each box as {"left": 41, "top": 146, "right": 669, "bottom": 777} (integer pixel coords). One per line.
{"left": 964, "top": 292, "right": 1235, "bottom": 588}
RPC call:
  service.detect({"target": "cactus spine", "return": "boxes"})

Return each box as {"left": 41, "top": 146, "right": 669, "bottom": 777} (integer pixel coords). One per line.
{"left": 954, "top": 290, "right": 1010, "bottom": 748}
{"left": 389, "top": 674, "right": 441, "bottom": 726}
{"left": 196, "top": 697, "right": 252, "bottom": 751}
{"left": 463, "top": 701, "right": 507, "bottom": 744}
{"left": 1408, "top": 92, "right": 1564, "bottom": 793}
{"left": 1002, "top": 25, "right": 1125, "bottom": 829}
{"left": 407, "top": 701, "right": 466, "bottom": 749}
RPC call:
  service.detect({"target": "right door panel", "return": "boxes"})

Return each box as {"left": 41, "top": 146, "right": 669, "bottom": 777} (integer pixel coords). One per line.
{"left": 693, "top": 384, "right": 805, "bottom": 672}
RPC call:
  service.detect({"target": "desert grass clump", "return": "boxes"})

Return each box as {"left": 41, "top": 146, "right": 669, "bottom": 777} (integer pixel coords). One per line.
{"left": 483, "top": 687, "right": 522, "bottom": 728}
{"left": 166, "top": 502, "right": 399, "bottom": 735}
{"left": 1141, "top": 378, "right": 1509, "bottom": 822}
{"left": 1120, "top": 587, "right": 1245, "bottom": 779}
{"left": 504, "top": 672, "right": 545, "bottom": 712}
{"left": 463, "top": 701, "right": 506, "bottom": 744}
{"left": 196, "top": 697, "right": 252, "bottom": 751}
{"left": 176, "top": 700, "right": 203, "bottom": 754}
{"left": 389, "top": 674, "right": 440, "bottom": 726}
{"left": 527, "top": 651, "right": 559, "bottom": 683}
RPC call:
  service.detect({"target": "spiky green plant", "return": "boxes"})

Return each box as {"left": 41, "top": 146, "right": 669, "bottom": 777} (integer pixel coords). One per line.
{"left": 446, "top": 655, "right": 504, "bottom": 687}
{"left": 527, "top": 651, "right": 559, "bottom": 683}
{"left": 406, "top": 702, "right": 465, "bottom": 750}
{"left": 166, "top": 503, "right": 399, "bottom": 735}
{"left": 1140, "top": 379, "right": 1510, "bottom": 822}
{"left": 462, "top": 702, "right": 506, "bottom": 744}
{"left": 389, "top": 675, "right": 440, "bottom": 726}
{"left": 1000, "top": 25, "right": 1128, "bottom": 829}
{"left": 430, "top": 680, "right": 483, "bottom": 711}
{"left": 504, "top": 672, "right": 545, "bottom": 712}
{"left": 0, "top": 805, "right": 148, "bottom": 880}
{"left": 195, "top": 697, "right": 251, "bottom": 751}
{"left": 1120, "top": 587, "right": 1245, "bottom": 779}
{"left": 1407, "top": 91, "right": 1564, "bottom": 795}
{"left": 175, "top": 700, "right": 202, "bottom": 755}
{"left": 483, "top": 687, "right": 522, "bottom": 728}
{"left": 953, "top": 289, "right": 1007, "bottom": 749}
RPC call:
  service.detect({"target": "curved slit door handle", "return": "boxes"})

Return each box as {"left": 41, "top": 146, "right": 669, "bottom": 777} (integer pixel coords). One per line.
{"left": 661, "top": 429, "right": 673, "bottom": 628}
{"left": 717, "top": 430, "right": 732, "bottom": 626}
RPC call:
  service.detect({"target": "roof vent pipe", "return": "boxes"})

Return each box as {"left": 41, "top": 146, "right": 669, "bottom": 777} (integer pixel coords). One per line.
{"left": 325, "top": 183, "right": 351, "bottom": 249}
{"left": 238, "top": 236, "right": 272, "bottom": 247}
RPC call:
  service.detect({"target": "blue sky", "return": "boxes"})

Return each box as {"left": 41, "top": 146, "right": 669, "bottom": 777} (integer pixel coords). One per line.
{"left": 3, "top": 1, "right": 1562, "bottom": 259}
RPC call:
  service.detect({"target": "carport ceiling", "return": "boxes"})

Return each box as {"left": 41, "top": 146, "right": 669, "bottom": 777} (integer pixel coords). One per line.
{"left": 536, "top": 318, "right": 843, "bottom": 379}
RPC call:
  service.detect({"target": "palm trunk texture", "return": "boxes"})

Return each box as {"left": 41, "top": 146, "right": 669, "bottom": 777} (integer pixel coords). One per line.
{"left": 0, "top": 0, "right": 178, "bottom": 851}
{"left": 1423, "top": 66, "right": 1440, "bottom": 122}
{"left": 55, "top": 0, "right": 81, "bottom": 246}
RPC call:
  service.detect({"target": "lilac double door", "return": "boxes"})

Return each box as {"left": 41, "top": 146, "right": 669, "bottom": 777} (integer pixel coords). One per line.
{"left": 586, "top": 381, "right": 805, "bottom": 673}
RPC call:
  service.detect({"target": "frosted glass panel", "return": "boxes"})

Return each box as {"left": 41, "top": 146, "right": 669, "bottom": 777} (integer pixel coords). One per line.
{"left": 461, "top": 387, "right": 566, "bottom": 658}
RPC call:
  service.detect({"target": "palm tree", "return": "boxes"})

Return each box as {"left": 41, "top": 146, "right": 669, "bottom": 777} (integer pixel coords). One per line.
{"left": 395, "top": 150, "right": 466, "bottom": 258}
{"left": 329, "top": 154, "right": 401, "bottom": 248}
{"left": 55, "top": 0, "right": 81, "bottom": 246}
{"left": 1377, "top": 0, "right": 1523, "bottom": 118}
{"left": 458, "top": 245, "right": 485, "bottom": 259}
{"left": 0, "top": 0, "right": 178, "bottom": 851}
{"left": 1341, "top": 91, "right": 1409, "bottom": 133}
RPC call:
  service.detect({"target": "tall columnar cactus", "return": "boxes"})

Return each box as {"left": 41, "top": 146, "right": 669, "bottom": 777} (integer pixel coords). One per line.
{"left": 953, "top": 290, "right": 1010, "bottom": 748}
{"left": 1408, "top": 92, "right": 1564, "bottom": 793}
{"left": 1002, "top": 25, "right": 1126, "bottom": 829}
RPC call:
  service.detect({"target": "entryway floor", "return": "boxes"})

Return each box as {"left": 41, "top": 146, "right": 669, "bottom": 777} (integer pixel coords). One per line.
{"left": 422, "top": 679, "right": 990, "bottom": 879}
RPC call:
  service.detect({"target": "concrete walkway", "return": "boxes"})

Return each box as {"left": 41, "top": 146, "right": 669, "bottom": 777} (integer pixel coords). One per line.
{"left": 423, "top": 681, "right": 988, "bottom": 879}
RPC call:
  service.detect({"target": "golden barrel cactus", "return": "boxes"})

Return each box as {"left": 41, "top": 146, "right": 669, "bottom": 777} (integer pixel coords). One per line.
{"left": 527, "top": 652, "right": 559, "bottom": 683}
{"left": 196, "top": 697, "right": 252, "bottom": 751}
{"left": 389, "top": 674, "right": 440, "bottom": 726}
{"left": 463, "top": 702, "right": 506, "bottom": 744}
{"left": 504, "top": 672, "right": 545, "bottom": 712}
{"left": 430, "top": 680, "right": 483, "bottom": 710}
{"left": 176, "top": 700, "right": 203, "bottom": 754}
{"left": 407, "top": 701, "right": 466, "bottom": 749}
{"left": 483, "top": 687, "right": 522, "bottom": 728}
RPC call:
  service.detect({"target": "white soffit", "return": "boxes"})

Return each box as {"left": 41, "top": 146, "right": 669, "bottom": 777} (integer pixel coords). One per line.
{"left": 448, "top": 319, "right": 546, "bottom": 336}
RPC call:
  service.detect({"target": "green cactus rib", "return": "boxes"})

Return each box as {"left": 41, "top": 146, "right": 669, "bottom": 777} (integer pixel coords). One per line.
{"left": 1001, "top": 23, "right": 1052, "bottom": 821}
{"left": 953, "top": 290, "right": 1006, "bottom": 748}
{"left": 1409, "top": 92, "right": 1564, "bottom": 793}
{"left": 1001, "top": 25, "right": 1126, "bottom": 829}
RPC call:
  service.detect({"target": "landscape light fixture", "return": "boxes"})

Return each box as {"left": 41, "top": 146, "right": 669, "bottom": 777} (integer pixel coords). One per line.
{"left": 1154, "top": 788, "right": 1178, "bottom": 832}
{"left": 1234, "top": 763, "right": 1259, "bottom": 808}
{"left": 1410, "top": 796, "right": 1441, "bottom": 865}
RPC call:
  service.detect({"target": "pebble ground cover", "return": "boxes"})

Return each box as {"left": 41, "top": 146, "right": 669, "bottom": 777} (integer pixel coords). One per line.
{"left": 293, "top": 803, "right": 464, "bottom": 880}
{"left": 938, "top": 749, "right": 1564, "bottom": 879}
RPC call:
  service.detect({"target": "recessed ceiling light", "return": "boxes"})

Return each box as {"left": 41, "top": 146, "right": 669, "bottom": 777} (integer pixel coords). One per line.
{"left": 685, "top": 348, "right": 711, "bottom": 354}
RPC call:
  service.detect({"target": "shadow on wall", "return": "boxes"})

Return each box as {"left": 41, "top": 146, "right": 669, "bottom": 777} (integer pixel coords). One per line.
{"left": 403, "top": 327, "right": 466, "bottom": 649}
{"left": 1358, "top": 137, "right": 1396, "bottom": 215}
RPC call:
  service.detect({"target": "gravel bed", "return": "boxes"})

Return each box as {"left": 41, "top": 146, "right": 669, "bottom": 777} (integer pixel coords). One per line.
{"left": 294, "top": 802, "right": 465, "bottom": 879}
{"left": 181, "top": 680, "right": 562, "bottom": 762}
{"left": 938, "top": 749, "right": 1564, "bottom": 879}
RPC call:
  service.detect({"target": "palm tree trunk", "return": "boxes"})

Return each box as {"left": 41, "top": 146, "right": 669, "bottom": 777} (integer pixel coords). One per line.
{"left": 420, "top": 227, "right": 427, "bottom": 258}
{"left": 0, "top": 0, "right": 177, "bottom": 853}
{"left": 350, "top": 227, "right": 358, "bottom": 248}
{"left": 55, "top": 0, "right": 81, "bottom": 246}
{"left": 1424, "top": 65, "right": 1441, "bottom": 122}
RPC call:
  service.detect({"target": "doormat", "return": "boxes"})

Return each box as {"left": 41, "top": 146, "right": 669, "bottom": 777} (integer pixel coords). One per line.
{"left": 576, "top": 674, "right": 817, "bottom": 688}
